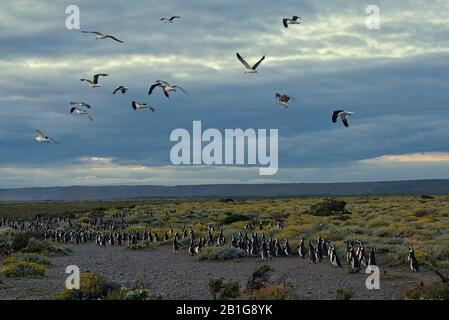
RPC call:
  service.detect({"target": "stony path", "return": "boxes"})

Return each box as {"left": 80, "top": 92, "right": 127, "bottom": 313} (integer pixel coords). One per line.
{"left": 0, "top": 244, "right": 439, "bottom": 300}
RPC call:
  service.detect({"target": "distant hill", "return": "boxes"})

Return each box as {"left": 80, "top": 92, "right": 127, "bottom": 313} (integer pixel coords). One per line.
{"left": 0, "top": 179, "right": 448, "bottom": 201}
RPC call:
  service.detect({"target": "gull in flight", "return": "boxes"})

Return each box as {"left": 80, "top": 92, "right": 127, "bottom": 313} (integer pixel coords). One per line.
{"left": 70, "top": 102, "right": 91, "bottom": 109}
{"left": 282, "top": 16, "right": 304, "bottom": 28}
{"left": 148, "top": 80, "right": 187, "bottom": 98}
{"left": 275, "top": 93, "right": 291, "bottom": 108}
{"left": 132, "top": 101, "right": 155, "bottom": 112}
{"left": 113, "top": 86, "right": 128, "bottom": 94}
{"left": 70, "top": 106, "right": 94, "bottom": 122}
{"left": 160, "top": 16, "right": 180, "bottom": 23}
{"left": 35, "top": 130, "right": 55, "bottom": 143}
{"left": 236, "top": 53, "right": 265, "bottom": 73}
{"left": 80, "top": 74, "right": 108, "bottom": 88}
{"left": 81, "top": 31, "right": 124, "bottom": 43}
{"left": 332, "top": 110, "right": 354, "bottom": 128}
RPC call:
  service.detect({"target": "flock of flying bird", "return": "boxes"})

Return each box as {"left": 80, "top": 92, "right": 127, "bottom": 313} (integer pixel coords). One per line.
{"left": 34, "top": 14, "right": 354, "bottom": 143}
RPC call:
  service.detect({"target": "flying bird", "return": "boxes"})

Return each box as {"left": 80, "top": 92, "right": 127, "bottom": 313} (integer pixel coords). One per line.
{"left": 275, "top": 93, "right": 291, "bottom": 108}
{"left": 80, "top": 74, "right": 108, "bottom": 88}
{"left": 148, "top": 80, "right": 187, "bottom": 98}
{"left": 332, "top": 110, "right": 354, "bottom": 128}
{"left": 132, "top": 101, "right": 155, "bottom": 112}
{"left": 70, "top": 107, "right": 94, "bottom": 122}
{"left": 112, "top": 86, "right": 128, "bottom": 94}
{"left": 70, "top": 102, "right": 91, "bottom": 109}
{"left": 81, "top": 31, "right": 124, "bottom": 43}
{"left": 236, "top": 53, "right": 265, "bottom": 73}
{"left": 160, "top": 16, "right": 180, "bottom": 23}
{"left": 282, "top": 16, "right": 303, "bottom": 28}
{"left": 35, "top": 130, "right": 55, "bottom": 143}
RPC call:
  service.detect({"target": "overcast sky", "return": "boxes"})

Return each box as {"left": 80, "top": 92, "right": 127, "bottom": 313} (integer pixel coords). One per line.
{"left": 1, "top": 0, "right": 449, "bottom": 188}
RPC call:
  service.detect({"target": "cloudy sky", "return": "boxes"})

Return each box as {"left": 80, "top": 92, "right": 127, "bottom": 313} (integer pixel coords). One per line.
{"left": 1, "top": 0, "right": 449, "bottom": 188}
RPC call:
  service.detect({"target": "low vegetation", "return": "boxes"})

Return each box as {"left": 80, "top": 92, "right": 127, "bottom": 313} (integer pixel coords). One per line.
{"left": 54, "top": 272, "right": 161, "bottom": 300}
{"left": 198, "top": 247, "right": 247, "bottom": 261}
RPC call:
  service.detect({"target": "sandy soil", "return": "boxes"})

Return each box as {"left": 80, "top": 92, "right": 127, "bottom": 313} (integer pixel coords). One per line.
{"left": 0, "top": 244, "right": 439, "bottom": 300}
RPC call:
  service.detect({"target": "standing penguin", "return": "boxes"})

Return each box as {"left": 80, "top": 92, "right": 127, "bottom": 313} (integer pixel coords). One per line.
{"left": 316, "top": 237, "right": 323, "bottom": 262}
{"left": 408, "top": 247, "right": 419, "bottom": 272}
{"left": 330, "top": 246, "right": 342, "bottom": 268}
{"left": 368, "top": 247, "right": 376, "bottom": 266}
{"left": 173, "top": 236, "right": 179, "bottom": 253}
{"left": 283, "top": 239, "right": 292, "bottom": 256}
{"left": 309, "top": 240, "right": 317, "bottom": 264}
{"left": 298, "top": 238, "right": 306, "bottom": 258}
{"left": 261, "top": 241, "right": 270, "bottom": 261}
{"left": 188, "top": 239, "right": 195, "bottom": 256}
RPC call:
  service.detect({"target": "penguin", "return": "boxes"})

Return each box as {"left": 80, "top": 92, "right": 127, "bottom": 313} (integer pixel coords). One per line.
{"left": 316, "top": 237, "right": 323, "bottom": 262}
{"left": 188, "top": 239, "right": 195, "bottom": 256}
{"left": 298, "top": 238, "right": 306, "bottom": 258}
{"left": 283, "top": 239, "right": 291, "bottom": 256}
{"left": 349, "top": 247, "right": 361, "bottom": 272}
{"left": 330, "top": 246, "right": 342, "bottom": 268}
{"left": 408, "top": 247, "right": 419, "bottom": 272}
{"left": 173, "top": 236, "right": 179, "bottom": 253}
{"left": 368, "top": 247, "right": 376, "bottom": 266}
{"left": 261, "top": 241, "right": 270, "bottom": 260}
{"left": 309, "top": 241, "right": 317, "bottom": 264}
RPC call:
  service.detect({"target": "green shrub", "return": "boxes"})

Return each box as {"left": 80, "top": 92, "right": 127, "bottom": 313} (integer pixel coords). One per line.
{"left": 208, "top": 278, "right": 240, "bottom": 300}
{"left": 24, "top": 238, "right": 70, "bottom": 256}
{"left": 2, "top": 253, "right": 50, "bottom": 266}
{"left": 308, "top": 199, "right": 350, "bottom": 216}
{"left": 402, "top": 282, "right": 449, "bottom": 300}
{"left": 0, "top": 261, "right": 45, "bottom": 278}
{"left": 11, "top": 233, "right": 32, "bottom": 251}
{"left": 198, "top": 247, "right": 246, "bottom": 261}
{"left": 106, "top": 288, "right": 163, "bottom": 300}
{"left": 336, "top": 288, "right": 355, "bottom": 300}
{"left": 54, "top": 272, "right": 120, "bottom": 300}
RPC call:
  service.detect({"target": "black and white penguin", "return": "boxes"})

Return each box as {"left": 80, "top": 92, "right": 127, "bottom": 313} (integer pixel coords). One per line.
{"left": 298, "top": 238, "right": 306, "bottom": 258}
{"left": 368, "top": 247, "right": 376, "bottom": 266}
{"left": 309, "top": 240, "right": 317, "bottom": 264}
{"left": 408, "top": 247, "right": 419, "bottom": 272}
{"left": 173, "top": 236, "right": 179, "bottom": 253}
{"left": 330, "top": 245, "right": 342, "bottom": 268}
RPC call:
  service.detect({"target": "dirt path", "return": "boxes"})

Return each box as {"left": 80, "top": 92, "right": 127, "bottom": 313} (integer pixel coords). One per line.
{"left": 0, "top": 244, "right": 439, "bottom": 300}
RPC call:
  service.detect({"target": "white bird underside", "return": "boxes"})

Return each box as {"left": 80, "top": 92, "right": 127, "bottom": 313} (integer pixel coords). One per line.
{"left": 236, "top": 53, "right": 265, "bottom": 73}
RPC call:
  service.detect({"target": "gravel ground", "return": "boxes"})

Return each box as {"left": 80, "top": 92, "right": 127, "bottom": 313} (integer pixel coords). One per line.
{"left": 0, "top": 244, "right": 439, "bottom": 300}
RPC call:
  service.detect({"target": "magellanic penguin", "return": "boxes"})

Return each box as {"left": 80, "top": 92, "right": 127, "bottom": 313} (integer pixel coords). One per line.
{"left": 330, "top": 246, "right": 342, "bottom": 268}
{"left": 408, "top": 247, "right": 419, "bottom": 272}
{"left": 309, "top": 240, "right": 317, "bottom": 264}
{"left": 298, "top": 238, "right": 306, "bottom": 258}
{"left": 173, "top": 236, "right": 179, "bottom": 253}
{"left": 368, "top": 247, "right": 376, "bottom": 266}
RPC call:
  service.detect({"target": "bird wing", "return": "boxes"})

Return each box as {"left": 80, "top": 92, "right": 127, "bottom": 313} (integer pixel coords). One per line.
{"left": 332, "top": 110, "right": 344, "bottom": 123}
{"left": 106, "top": 35, "right": 124, "bottom": 43}
{"left": 162, "top": 86, "right": 169, "bottom": 98}
{"left": 341, "top": 115, "right": 349, "bottom": 127}
{"left": 236, "top": 53, "right": 251, "bottom": 69}
{"left": 70, "top": 107, "right": 77, "bottom": 113}
{"left": 148, "top": 83, "right": 161, "bottom": 95}
{"left": 282, "top": 18, "right": 289, "bottom": 28}
{"left": 93, "top": 74, "right": 108, "bottom": 83}
{"left": 132, "top": 101, "right": 138, "bottom": 110}
{"left": 170, "top": 16, "right": 180, "bottom": 21}
{"left": 160, "top": 18, "right": 168, "bottom": 21}
{"left": 82, "top": 31, "right": 102, "bottom": 35}
{"left": 252, "top": 55, "right": 265, "bottom": 70}
{"left": 80, "top": 79, "right": 92, "bottom": 84}
{"left": 35, "top": 130, "right": 45, "bottom": 138}
{"left": 149, "top": 106, "right": 155, "bottom": 113}
{"left": 174, "top": 86, "right": 188, "bottom": 94}
{"left": 292, "top": 16, "right": 299, "bottom": 21}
